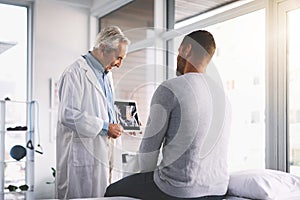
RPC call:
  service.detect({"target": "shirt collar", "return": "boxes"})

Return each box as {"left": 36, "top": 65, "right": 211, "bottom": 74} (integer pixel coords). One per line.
{"left": 85, "top": 51, "right": 106, "bottom": 74}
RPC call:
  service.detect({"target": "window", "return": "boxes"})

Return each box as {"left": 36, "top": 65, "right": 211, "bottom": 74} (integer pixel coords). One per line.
{"left": 175, "top": 0, "right": 240, "bottom": 23}
{"left": 206, "top": 9, "right": 266, "bottom": 171}
{"left": 99, "top": 0, "right": 163, "bottom": 153}
{"left": 100, "top": 0, "right": 154, "bottom": 44}
{"left": 0, "top": 3, "right": 27, "bottom": 101}
{"left": 174, "top": 0, "right": 253, "bottom": 28}
{"left": 0, "top": 2, "right": 28, "bottom": 190}
{"left": 171, "top": 9, "right": 266, "bottom": 172}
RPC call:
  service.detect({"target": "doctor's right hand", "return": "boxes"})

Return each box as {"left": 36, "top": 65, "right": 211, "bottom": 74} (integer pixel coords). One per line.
{"left": 107, "top": 123, "right": 123, "bottom": 139}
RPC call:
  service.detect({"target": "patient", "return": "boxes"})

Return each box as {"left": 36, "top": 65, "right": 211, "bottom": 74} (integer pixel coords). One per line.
{"left": 105, "top": 30, "right": 232, "bottom": 200}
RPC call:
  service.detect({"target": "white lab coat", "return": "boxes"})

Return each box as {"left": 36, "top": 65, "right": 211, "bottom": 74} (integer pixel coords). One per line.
{"left": 55, "top": 57, "right": 122, "bottom": 199}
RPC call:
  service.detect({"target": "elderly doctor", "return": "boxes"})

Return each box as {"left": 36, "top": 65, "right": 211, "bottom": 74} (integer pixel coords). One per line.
{"left": 55, "top": 26, "right": 130, "bottom": 199}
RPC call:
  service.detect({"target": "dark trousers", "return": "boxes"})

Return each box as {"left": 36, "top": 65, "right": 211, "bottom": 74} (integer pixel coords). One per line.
{"left": 104, "top": 172, "right": 225, "bottom": 200}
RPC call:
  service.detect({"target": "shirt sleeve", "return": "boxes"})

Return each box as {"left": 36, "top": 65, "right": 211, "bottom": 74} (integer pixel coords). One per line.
{"left": 99, "top": 121, "right": 109, "bottom": 136}
{"left": 138, "top": 83, "right": 176, "bottom": 172}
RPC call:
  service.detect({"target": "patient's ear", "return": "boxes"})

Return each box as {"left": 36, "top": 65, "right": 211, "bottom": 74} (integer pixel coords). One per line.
{"left": 183, "top": 43, "right": 192, "bottom": 58}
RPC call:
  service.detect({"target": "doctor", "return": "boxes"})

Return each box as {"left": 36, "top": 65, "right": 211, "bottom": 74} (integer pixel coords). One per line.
{"left": 55, "top": 26, "right": 130, "bottom": 199}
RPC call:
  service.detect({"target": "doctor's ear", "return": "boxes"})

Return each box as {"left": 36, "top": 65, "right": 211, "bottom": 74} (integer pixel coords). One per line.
{"left": 99, "top": 44, "right": 106, "bottom": 52}
{"left": 99, "top": 44, "right": 114, "bottom": 53}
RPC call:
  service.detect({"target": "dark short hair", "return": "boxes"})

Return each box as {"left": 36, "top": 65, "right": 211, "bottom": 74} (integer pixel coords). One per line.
{"left": 181, "top": 30, "right": 216, "bottom": 59}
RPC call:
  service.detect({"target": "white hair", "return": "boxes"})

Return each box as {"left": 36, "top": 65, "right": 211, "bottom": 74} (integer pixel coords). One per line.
{"left": 93, "top": 26, "right": 130, "bottom": 52}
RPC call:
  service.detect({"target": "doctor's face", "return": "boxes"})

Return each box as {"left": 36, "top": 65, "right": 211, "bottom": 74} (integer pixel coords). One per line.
{"left": 104, "top": 42, "right": 128, "bottom": 72}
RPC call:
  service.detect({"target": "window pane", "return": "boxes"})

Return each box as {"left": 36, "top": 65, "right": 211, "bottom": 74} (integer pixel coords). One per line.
{"left": 172, "top": 9, "right": 265, "bottom": 172}
{"left": 287, "top": 8, "right": 300, "bottom": 176}
{"left": 100, "top": 0, "right": 154, "bottom": 43}
{"left": 112, "top": 48, "right": 159, "bottom": 152}
{"left": 175, "top": 0, "right": 238, "bottom": 22}
{"left": 0, "top": 3, "right": 27, "bottom": 101}
{"left": 0, "top": 3, "right": 28, "bottom": 187}
{"left": 206, "top": 9, "right": 266, "bottom": 171}
{"left": 99, "top": 1, "right": 161, "bottom": 154}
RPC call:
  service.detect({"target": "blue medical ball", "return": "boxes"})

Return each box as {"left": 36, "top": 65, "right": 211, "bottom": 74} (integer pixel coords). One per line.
{"left": 10, "top": 145, "right": 26, "bottom": 161}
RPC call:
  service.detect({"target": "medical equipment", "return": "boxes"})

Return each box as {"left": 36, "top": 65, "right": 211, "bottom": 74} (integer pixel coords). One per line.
{"left": 10, "top": 145, "right": 26, "bottom": 161}
{"left": 27, "top": 101, "right": 43, "bottom": 154}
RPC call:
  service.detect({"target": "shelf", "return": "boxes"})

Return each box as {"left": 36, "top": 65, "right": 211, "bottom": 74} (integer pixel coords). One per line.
{"left": 6, "top": 129, "right": 28, "bottom": 132}
{"left": 5, "top": 131, "right": 31, "bottom": 134}
{"left": 3, "top": 187, "right": 32, "bottom": 194}
{"left": 3, "top": 131, "right": 29, "bottom": 134}
{"left": 4, "top": 180, "right": 26, "bottom": 185}
{"left": 2, "top": 160, "right": 26, "bottom": 164}
{"left": 0, "top": 100, "right": 33, "bottom": 104}
{"left": 2, "top": 160, "right": 34, "bottom": 164}
{"left": 3, "top": 190, "right": 27, "bottom": 195}
{"left": 3, "top": 191, "right": 27, "bottom": 194}
{"left": 1, "top": 190, "right": 33, "bottom": 200}
{"left": 1, "top": 100, "right": 36, "bottom": 198}
{"left": 0, "top": 41, "right": 17, "bottom": 54}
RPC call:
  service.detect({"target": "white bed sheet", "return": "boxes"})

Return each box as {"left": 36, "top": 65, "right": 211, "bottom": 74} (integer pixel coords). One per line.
{"left": 224, "top": 196, "right": 252, "bottom": 200}
{"left": 42, "top": 197, "right": 140, "bottom": 200}
{"left": 224, "top": 191, "right": 300, "bottom": 200}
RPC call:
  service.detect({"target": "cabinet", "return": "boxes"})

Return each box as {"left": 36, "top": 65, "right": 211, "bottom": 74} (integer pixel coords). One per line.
{"left": 0, "top": 100, "right": 36, "bottom": 200}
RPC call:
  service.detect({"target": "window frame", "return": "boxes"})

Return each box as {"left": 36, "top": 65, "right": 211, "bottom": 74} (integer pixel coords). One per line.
{"left": 274, "top": 0, "right": 300, "bottom": 173}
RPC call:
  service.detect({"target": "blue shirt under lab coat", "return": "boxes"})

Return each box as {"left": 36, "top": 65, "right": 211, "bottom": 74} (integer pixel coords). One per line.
{"left": 83, "top": 52, "right": 115, "bottom": 135}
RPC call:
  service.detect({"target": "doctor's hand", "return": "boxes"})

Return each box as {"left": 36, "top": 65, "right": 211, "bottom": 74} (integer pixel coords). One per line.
{"left": 107, "top": 123, "right": 123, "bottom": 139}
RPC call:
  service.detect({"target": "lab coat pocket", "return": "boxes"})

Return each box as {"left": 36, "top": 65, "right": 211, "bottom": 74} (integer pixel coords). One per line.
{"left": 72, "top": 138, "right": 95, "bottom": 167}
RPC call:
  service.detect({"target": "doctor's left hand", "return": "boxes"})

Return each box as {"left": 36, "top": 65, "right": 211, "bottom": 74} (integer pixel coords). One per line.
{"left": 107, "top": 123, "right": 123, "bottom": 139}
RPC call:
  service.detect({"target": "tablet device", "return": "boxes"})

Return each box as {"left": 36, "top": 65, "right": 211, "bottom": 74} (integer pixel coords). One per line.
{"left": 114, "top": 100, "right": 140, "bottom": 132}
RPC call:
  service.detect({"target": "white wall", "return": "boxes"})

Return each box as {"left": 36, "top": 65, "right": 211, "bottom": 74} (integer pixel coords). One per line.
{"left": 33, "top": 0, "right": 89, "bottom": 198}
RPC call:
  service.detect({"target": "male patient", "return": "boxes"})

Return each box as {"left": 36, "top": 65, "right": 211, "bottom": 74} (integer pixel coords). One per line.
{"left": 105, "top": 30, "right": 231, "bottom": 200}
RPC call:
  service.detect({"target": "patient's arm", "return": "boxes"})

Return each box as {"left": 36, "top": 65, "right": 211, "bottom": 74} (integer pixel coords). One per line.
{"left": 138, "top": 85, "right": 175, "bottom": 172}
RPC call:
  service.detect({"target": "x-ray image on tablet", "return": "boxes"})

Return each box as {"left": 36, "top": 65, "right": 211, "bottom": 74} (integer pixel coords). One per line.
{"left": 114, "top": 100, "right": 140, "bottom": 131}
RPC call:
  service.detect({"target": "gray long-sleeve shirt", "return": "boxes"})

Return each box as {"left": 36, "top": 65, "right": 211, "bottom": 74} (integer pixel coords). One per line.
{"left": 139, "top": 73, "right": 231, "bottom": 198}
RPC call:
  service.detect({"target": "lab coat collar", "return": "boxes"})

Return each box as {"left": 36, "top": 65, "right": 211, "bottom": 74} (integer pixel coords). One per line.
{"left": 79, "top": 57, "right": 105, "bottom": 97}
{"left": 84, "top": 51, "right": 106, "bottom": 74}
